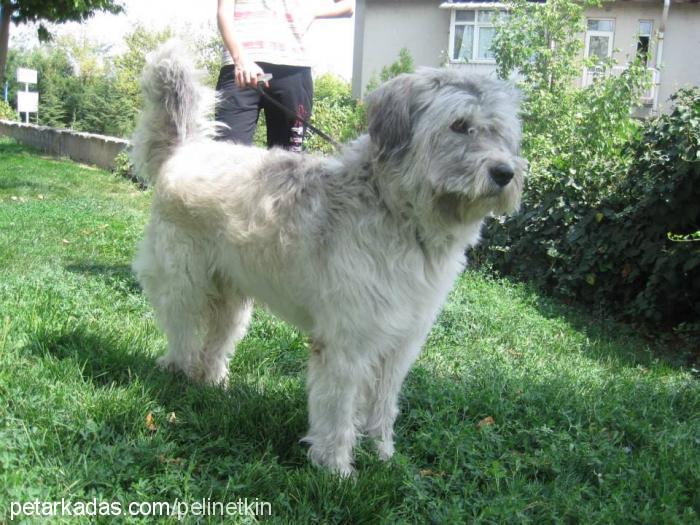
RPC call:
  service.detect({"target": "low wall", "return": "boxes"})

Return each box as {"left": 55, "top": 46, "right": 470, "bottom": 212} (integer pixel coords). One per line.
{"left": 0, "top": 120, "right": 129, "bottom": 171}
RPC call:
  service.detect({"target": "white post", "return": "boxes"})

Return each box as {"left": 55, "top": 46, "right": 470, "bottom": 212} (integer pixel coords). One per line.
{"left": 24, "top": 82, "right": 28, "bottom": 123}
{"left": 654, "top": 0, "right": 671, "bottom": 115}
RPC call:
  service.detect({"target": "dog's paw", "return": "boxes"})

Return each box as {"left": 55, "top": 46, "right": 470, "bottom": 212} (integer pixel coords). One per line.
{"left": 311, "top": 454, "right": 355, "bottom": 478}
{"left": 199, "top": 365, "right": 230, "bottom": 388}
{"left": 156, "top": 354, "right": 183, "bottom": 373}
{"left": 376, "top": 438, "right": 395, "bottom": 461}
{"left": 156, "top": 354, "right": 197, "bottom": 382}
{"left": 158, "top": 355, "right": 230, "bottom": 388}
{"left": 304, "top": 439, "right": 355, "bottom": 478}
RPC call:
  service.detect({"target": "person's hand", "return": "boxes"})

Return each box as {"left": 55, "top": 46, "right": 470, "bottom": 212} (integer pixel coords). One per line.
{"left": 313, "top": 0, "right": 354, "bottom": 19}
{"left": 235, "top": 60, "right": 268, "bottom": 89}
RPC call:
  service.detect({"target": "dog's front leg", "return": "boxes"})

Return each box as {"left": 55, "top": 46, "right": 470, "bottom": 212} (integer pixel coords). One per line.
{"left": 364, "top": 340, "right": 423, "bottom": 461}
{"left": 302, "top": 340, "right": 363, "bottom": 477}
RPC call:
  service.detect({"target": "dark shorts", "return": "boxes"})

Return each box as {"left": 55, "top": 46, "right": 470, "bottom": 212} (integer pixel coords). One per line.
{"left": 214, "top": 63, "right": 313, "bottom": 151}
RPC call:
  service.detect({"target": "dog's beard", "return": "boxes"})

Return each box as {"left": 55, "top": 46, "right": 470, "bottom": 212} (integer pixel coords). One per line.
{"left": 494, "top": 185, "right": 522, "bottom": 215}
{"left": 434, "top": 180, "right": 521, "bottom": 224}
{"left": 435, "top": 192, "right": 495, "bottom": 224}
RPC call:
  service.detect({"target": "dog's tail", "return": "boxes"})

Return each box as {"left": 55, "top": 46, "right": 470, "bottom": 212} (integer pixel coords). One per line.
{"left": 131, "top": 40, "right": 215, "bottom": 186}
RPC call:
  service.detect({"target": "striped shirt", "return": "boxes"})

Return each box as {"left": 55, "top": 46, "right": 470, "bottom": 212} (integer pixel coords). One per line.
{"left": 222, "top": 0, "right": 313, "bottom": 67}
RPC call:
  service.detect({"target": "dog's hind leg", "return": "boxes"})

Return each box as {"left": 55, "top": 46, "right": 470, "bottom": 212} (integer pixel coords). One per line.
{"left": 302, "top": 340, "right": 365, "bottom": 477}
{"left": 364, "top": 342, "right": 423, "bottom": 461}
{"left": 133, "top": 226, "right": 209, "bottom": 381}
{"left": 198, "top": 277, "right": 252, "bottom": 386}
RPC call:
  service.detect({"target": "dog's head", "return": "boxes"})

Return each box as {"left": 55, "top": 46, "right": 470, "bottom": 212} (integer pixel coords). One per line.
{"left": 364, "top": 68, "right": 526, "bottom": 222}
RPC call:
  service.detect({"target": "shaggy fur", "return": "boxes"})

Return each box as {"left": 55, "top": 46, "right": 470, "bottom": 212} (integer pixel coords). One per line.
{"left": 131, "top": 41, "right": 526, "bottom": 476}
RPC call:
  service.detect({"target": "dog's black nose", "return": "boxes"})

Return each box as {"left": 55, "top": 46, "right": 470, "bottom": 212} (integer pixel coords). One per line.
{"left": 489, "top": 163, "right": 514, "bottom": 187}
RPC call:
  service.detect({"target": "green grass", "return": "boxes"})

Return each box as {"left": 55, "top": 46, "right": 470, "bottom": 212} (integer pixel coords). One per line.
{"left": 1, "top": 137, "right": 698, "bottom": 524}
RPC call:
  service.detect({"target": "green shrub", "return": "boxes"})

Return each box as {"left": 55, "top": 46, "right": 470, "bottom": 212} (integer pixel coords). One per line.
{"left": 111, "top": 150, "right": 134, "bottom": 180}
{"left": 305, "top": 73, "right": 360, "bottom": 154}
{"left": 480, "top": 88, "right": 700, "bottom": 331}
{"left": 572, "top": 88, "right": 700, "bottom": 326}
{"left": 0, "top": 99, "right": 17, "bottom": 120}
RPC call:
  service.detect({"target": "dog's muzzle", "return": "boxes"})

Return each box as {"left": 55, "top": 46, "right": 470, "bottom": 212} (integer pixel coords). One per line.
{"left": 488, "top": 163, "right": 515, "bottom": 187}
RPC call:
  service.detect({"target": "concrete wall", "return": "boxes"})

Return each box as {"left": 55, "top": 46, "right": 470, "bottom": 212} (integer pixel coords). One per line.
{"left": 659, "top": 3, "right": 700, "bottom": 109}
{"left": 352, "top": 0, "right": 449, "bottom": 97}
{"left": 0, "top": 120, "right": 128, "bottom": 171}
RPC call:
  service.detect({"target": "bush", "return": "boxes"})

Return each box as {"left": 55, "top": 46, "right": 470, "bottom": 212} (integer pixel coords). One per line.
{"left": 480, "top": 88, "right": 700, "bottom": 331}
{"left": 575, "top": 88, "right": 700, "bottom": 326}
{"left": 0, "top": 99, "right": 17, "bottom": 120}
{"left": 305, "top": 73, "right": 361, "bottom": 154}
{"left": 111, "top": 150, "right": 134, "bottom": 180}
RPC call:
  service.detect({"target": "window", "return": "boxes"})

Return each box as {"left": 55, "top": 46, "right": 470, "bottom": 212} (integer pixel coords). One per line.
{"left": 585, "top": 19, "right": 615, "bottom": 64}
{"left": 583, "top": 19, "right": 615, "bottom": 86}
{"left": 637, "top": 20, "right": 653, "bottom": 66}
{"left": 451, "top": 9, "right": 498, "bottom": 63}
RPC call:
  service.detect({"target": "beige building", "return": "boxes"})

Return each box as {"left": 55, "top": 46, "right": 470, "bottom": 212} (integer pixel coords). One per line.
{"left": 352, "top": 0, "right": 700, "bottom": 115}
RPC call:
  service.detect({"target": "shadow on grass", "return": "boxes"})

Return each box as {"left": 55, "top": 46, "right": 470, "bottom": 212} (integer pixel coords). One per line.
{"left": 65, "top": 262, "right": 142, "bottom": 295}
{"left": 533, "top": 293, "right": 698, "bottom": 369}
{"left": 28, "top": 317, "right": 698, "bottom": 460}
{"left": 474, "top": 271, "right": 699, "bottom": 370}
{"left": 17, "top": 323, "right": 413, "bottom": 523}
{"left": 0, "top": 180, "right": 44, "bottom": 191}
{"left": 24, "top": 324, "right": 310, "bottom": 468}
{"left": 0, "top": 140, "right": 33, "bottom": 156}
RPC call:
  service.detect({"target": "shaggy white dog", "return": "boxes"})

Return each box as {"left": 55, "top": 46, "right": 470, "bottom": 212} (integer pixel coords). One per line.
{"left": 131, "top": 41, "right": 525, "bottom": 476}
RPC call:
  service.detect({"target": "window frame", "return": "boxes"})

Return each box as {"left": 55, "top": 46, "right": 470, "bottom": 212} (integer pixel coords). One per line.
{"left": 584, "top": 18, "right": 616, "bottom": 64}
{"left": 448, "top": 8, "right": 500, "bottom": 64}
{"left": 636, "top": 19, "right": 654, "bottom": 66}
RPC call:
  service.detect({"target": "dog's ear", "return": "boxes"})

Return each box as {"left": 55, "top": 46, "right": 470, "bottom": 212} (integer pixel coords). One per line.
{"left": 364, "top": 73, "right": 418, "bottom": 162}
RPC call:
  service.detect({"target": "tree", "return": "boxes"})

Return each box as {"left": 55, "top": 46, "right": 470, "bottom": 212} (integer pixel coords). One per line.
{"left": 492, "top": 0, "right": 647, "bottom": 176}
{"left": 111, "top": 24, "right": 172, "bottom": 136}
{"left": 0, "top": 0, "right": 124, "bottom": 84}
{"left": 364, "top": 47, "right": 415, "bottom": 94}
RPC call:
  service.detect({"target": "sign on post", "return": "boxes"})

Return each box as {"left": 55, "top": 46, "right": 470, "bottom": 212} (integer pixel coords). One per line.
{"left": 16, "top": 67, "right": 38, "bottom": 124}
{"left": 17, "top": 91, "right": 39, "bottom": 113}
{"left": 17, "top": 68, "right": 38, "bottom": 85}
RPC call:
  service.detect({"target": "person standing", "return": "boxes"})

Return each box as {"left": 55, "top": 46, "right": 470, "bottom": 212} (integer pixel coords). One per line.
{"left": 215, "top": 0, "right": 354, "bottom": 151}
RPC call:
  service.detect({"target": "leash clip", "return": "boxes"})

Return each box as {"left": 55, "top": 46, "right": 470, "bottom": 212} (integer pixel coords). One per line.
{"left": 257, "top": 73, "right": 273, "bottom": 86}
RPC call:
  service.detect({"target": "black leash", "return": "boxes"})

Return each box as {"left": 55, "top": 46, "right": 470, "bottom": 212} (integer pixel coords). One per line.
{"left": 255, "top": 74, "right": 340, "bottom": 150}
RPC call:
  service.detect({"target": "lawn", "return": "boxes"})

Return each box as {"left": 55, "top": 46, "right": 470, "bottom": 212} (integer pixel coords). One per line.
{"left": 1, "top": 137, "right": 698, "bottom": 524}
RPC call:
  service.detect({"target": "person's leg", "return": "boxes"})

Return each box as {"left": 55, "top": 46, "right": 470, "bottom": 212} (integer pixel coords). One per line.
{"left": 260, "top": 64, "right": 313, "bottom": 151}
{"left": 214, "top": 64, "right": 261, "bottom": 144}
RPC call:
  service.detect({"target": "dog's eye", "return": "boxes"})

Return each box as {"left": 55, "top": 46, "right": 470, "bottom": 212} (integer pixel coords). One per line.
{"left": 450, "top": 119, "right": 476, "bottom": 136}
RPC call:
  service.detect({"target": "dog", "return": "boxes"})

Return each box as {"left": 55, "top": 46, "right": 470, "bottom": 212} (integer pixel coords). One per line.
{"left": 131, "top": 41, "right": 525, "bottom": 476}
